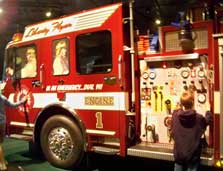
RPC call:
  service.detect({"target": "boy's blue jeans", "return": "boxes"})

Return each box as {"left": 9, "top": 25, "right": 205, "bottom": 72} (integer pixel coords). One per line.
{"left": 174, "top": 162, "right": 199, "bottom": 171}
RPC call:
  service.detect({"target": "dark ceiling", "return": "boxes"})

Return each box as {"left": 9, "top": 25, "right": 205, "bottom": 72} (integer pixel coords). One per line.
{"left": 0, "top": 0, "right": 218, "bottom": 33}
{"left": 0, "top": 0, "right": 222, "bottom": 50}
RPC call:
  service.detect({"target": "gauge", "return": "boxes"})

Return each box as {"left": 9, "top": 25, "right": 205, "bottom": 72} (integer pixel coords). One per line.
{"left": 164, "top": 116, "right": 172, "bottom": 128}
{"left": 198, "top": 93, "right": 206, "bottom": 104}
{"left": 142, "top": 71, "right": 149, "bottom": 79}
{"left": 181, "top": 69, "right": 190, "bottom": 79}
{"left": 149, "top": 71, "right": 156, "bottom": 80}
{"left": 198, "top": 70, "right": 205, "bottom": 78}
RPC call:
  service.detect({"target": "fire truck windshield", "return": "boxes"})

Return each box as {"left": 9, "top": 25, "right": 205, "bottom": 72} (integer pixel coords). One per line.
{"left": 5, "top": 45, "right": 37, "bottom": 79}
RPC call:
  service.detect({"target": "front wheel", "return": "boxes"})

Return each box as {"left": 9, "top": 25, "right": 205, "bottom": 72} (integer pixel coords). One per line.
{"left": 40, "top": 115, "right": 84, "bottom": 169}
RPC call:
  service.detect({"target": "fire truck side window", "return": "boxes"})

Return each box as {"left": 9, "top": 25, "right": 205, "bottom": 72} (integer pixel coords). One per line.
{"left": 76, "top": 30, "right": 112, "bottom": 74}
{"left": 5, "top": 45, "right": 37, "bottom": 78}
{"left": 52, "top": 38, "right": 70, "bottom": 76}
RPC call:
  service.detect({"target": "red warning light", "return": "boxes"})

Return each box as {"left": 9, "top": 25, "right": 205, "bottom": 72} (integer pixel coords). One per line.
{"left": 162, "top": 62, "right": 167, "bottom": 69}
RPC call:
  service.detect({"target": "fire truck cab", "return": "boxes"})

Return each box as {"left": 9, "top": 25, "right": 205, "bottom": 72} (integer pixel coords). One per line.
{"left": 1, "top": 1, "right": 223, "bottom": 169}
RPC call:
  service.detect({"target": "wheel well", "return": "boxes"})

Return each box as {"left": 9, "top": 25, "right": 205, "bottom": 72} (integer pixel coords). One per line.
{"left": 33, "top": 105, "right": 86, "bottom": 152}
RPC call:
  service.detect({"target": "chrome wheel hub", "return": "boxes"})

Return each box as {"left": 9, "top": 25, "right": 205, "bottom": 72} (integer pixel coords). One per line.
{"left": 48, "top": 127, "right": 74, "bottom": 160}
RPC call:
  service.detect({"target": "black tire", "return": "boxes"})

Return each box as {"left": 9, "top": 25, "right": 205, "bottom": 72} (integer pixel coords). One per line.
{"left": 40, "top": 115, "right": 84, "bottom": 169}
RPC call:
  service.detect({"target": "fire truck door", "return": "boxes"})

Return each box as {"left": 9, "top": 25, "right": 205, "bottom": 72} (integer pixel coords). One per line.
{"left": 3, "top": 44, "right": 40, "bottom": 125}
{"left": 72, "top": 29, "right": 128, "bottom": 137}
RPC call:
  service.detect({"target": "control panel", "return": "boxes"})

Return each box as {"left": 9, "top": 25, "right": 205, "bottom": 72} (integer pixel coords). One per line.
{"left": 140, "top": 54, "right": 209, "bottom": 143}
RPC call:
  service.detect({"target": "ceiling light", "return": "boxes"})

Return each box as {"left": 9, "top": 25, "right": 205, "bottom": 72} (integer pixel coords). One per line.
{"left": 155, "top": 19, "right": 161, "bottom": 25}
{"left": 45, "top": 11, "right": 52, "bottom": 18}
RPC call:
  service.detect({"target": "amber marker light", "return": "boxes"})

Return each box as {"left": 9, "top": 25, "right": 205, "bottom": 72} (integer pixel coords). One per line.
{"left": 12, "top": 33, "right": 23, "bottom": 42}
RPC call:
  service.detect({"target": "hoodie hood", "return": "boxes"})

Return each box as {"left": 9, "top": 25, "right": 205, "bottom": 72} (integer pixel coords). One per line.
{"left": 179, "top": 109, "right": 196, "bottom": 128}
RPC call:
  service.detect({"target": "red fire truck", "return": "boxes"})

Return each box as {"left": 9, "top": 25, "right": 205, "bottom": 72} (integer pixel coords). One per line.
{"left": 1, "top": 1, "right": 223, "bottom": 169}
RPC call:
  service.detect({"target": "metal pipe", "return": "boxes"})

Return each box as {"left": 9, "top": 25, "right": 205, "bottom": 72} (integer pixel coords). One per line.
{"left": 129, "top": 0, "right": 136, "bottom": 109}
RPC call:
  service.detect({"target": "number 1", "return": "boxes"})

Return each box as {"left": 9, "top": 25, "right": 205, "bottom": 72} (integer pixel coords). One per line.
{"left": 95, "top": 112, "right": 103, "bottom": 128}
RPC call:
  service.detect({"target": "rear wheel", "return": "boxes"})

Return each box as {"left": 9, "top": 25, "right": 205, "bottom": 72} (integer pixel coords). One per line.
{"left": 40, "top": 115, "right": 84, "bottom": 169}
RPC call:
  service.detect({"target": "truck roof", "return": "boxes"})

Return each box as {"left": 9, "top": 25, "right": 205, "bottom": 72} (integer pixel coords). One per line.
{"left": 7, "top": 3, "right": 122, "bottom": 47}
